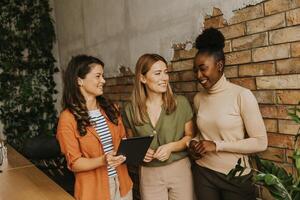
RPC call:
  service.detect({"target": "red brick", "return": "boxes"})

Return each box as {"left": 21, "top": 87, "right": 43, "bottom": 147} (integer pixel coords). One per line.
{"left": 219, "top": 23, "right": 246, "bottom": 39}
{"left": 172, "top": 48, "right": 197, "bottom": 61}
{"left": 295, "top": 139, "right": 300, "bottom": 149}
{"left": 229, "top": 77, "right": 256, "bottom": 90}
{"left": 260, "top": 105, "right": 278, "bottom": 118}
{"left": 104, "top": 85, "right": 133, "bottom": 94}
{"left": 267, "top": 132, "right": 294, "bottom": 149}
{"left": 264, "top": 0, "right": 300, "bottom": 15}
{"left": 276, "top": 58, "right": 300, "bottom": 74}
{"left": 169, "top": 72, "right": 180, "bottom": 82}
{"left": 171, "top": 81, "right": 197, "bottom": 92}
{"left": 120, "top": 93, "right": 131, "bottom": 101}
{"left": 105, "top": 78, "right": 117, "bottom": 86}
{"left": 286, "top": 149, "right": 298, "bottom": 164}
{"left": 171, "top": 59, "right": 194, "bottom": 71}
{"left": 178, "top": 70, "right": 196, "bottom": 81}
{"left": 264, "top": 0, "right": 292, "bottom": 15}
{"left": 239, "top": 61, "right": 275, "bottom": 76}
{"left": 232, "top": 32, "right": 268, "bottom": 51}
{"left": 229, "top": 4, "right": 264, "bottom": 24}
{"left": 252, "top": 44, "right": 290, "bottom": 62}
{"left": 264, "top": 119, "right": 278, "bottom": 132}
{"left": 286, "top": 8, "right": 300, "bottom": 26}
{"left": 276, "top": 90, "right": 300, "bottom": 104}
{"left": 224, "top": 40, "right": 231, "bottom": 53}
{"left": 246, "top": 13, "right": 286, "bottom": 34}
{"left": 116, "top": 76, "right": 134, "bottom": 85}
{"left": 260, "top": 105, "right": 291, "bottom": 119}
{"left": 286, "top": 149, "right": 293, "bottom": 163}
{"left": 291, "top": 41, "right": 300, "bottom": 57}
{"left": 211, "top": 7, "right": 223, "bottom": 17}
{"left": 224, "top": 66, "right": 238, "bottom": 78}
{"left": 274, "top": 162, "right": 294, "bottom": 175}
{"left": 204, "top": 15, "right": 226, "bottom": 29}
{"left": 256, "top": 74, "right": 300, "bottom": 89}
{"left": 270, "top": 26, "right": 300, "bottom": 45}
{"left": 278, "top": 119, "right": 300, "bottom": 135}
{"left": 225, "top": 50, "right": 251, "bottom": 65}
{"left": 105, "top": 76, "right": 134, "bottom": 86}
{"left": 258, "top": 147, "right": 285, "bottom": 162}
{"left": 253, "top": 90, "right": 276, "bottom": 104}
{"left": 104, "top": 94, "right": 121, "bottom": 101}
{"left": 277, "top": 105, "right": 293, "bottom": 119}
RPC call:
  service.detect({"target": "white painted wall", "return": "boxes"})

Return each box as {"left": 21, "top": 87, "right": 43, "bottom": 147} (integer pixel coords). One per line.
{"left": 53, "top": 0, "right": 263, "bottom": 77}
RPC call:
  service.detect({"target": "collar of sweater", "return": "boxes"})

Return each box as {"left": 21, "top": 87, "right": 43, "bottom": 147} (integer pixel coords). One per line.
{"left": 207, "top": 74, "right": 229, "bottom": 94}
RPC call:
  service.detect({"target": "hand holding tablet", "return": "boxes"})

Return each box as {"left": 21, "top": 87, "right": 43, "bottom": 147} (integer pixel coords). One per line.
{"left": 117, "top": 135, "right": 154, "bottom": 165}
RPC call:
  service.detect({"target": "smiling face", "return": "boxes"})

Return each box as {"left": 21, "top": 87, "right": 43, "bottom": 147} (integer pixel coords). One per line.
{"left": 194, "top": 53, "right": 223, "bottom": 90}
{"left": 141, "top": 60, "right": 169, "bottom": 94}
{"left": 78, "top": 63, "right": 105, "bottom": 99}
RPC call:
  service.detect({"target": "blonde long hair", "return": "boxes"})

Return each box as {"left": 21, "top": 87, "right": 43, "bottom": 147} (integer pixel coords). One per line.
{"left": 131, "top": 53, "right": 176, "bottom": 125}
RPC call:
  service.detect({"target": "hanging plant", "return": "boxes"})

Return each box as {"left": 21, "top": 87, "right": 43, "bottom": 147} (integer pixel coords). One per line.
{"left": 0, "top": 0, "right": 58, "bottom": 152}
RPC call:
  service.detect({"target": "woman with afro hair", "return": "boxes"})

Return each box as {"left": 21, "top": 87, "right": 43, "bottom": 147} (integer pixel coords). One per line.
{"left": 188, "top": 28, "right": 268, "bottom": 200}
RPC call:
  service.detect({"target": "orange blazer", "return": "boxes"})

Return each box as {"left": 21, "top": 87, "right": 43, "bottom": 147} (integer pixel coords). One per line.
{"left": 56, "top": 108, "right": 133, "bottom": 200}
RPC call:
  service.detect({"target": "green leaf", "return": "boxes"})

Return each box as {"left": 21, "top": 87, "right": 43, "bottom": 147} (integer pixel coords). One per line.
{"left": 0, "top": 0, "right": 57, "bottom": 152}
{"left": 265, "top": 174, "right": 277, "bottom": 185}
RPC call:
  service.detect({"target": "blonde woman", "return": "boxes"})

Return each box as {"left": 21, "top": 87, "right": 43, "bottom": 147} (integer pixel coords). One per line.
{"left": 122, "top": 54, "right": 194, "bottom": 200}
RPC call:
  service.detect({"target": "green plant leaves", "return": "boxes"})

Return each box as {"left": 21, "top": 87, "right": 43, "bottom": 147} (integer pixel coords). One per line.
{"left": 227, "top": 102, "right": 300, "bottom": 199}
{"left": 0, "top": 0, "right": 58, "bottom": 151}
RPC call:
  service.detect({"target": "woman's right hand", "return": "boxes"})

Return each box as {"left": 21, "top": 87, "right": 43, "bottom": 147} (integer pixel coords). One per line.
{"left": 143, "top": 148, "right": 155, "bottom": 162}
{"left": 106, "top": 152, "right": 126, "bottom": 168}
{"left": 187, "top": 140, "right": 202, "bottom": 160}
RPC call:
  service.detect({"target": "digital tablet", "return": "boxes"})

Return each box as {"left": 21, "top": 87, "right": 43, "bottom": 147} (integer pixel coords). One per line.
{"left": 117, "top": 135, "right": 154, "bottom": 165}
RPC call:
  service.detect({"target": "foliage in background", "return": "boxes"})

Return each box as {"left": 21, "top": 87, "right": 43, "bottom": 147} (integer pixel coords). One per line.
{"left": 228, "top": 102, "right": 300, "bottom": 200}
{"left": 0, "top": 0, "right": 58, "bottom": 151}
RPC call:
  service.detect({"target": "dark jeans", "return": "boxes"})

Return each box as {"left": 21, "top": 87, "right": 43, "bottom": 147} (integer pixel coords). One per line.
{"left": 192, "top": 163, "right": 256, "bottom": 200}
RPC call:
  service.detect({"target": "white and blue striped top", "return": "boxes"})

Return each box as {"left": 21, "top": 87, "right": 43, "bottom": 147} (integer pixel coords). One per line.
{"left": 88, "top": 109, "right": 117, "bottom": 177}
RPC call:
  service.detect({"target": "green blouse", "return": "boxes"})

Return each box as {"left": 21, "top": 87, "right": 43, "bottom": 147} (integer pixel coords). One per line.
{"left": 122, "top": 95, "right": 193, "bottom": 167}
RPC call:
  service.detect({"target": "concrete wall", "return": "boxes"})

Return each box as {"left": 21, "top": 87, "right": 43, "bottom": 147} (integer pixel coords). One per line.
{"left": 53, "top": 0, "right": 263, "bottom": 77}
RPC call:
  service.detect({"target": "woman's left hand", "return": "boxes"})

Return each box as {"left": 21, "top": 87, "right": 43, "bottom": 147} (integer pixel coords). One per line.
{"left": 197, "top": 140, "right": 216, "bottom": 154}
{"left": 153, "top": 143, "right": 174, "bottom": 161}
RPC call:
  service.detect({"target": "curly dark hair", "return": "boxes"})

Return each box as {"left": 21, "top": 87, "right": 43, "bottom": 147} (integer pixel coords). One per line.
{"left": 62, "top": 55, "right": 119, "bottom": 136}
{"left": 195, "top": 28, "right": 225, "bottom": 69}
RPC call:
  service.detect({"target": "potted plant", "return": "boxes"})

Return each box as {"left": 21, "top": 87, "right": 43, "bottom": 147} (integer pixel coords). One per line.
{"left": 228, "top": 102, "right": 300, "bottom": 200}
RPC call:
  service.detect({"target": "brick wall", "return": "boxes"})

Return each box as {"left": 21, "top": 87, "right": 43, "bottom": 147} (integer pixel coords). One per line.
{"left": 104, "top": 1, "right": 300, "bottom": 199}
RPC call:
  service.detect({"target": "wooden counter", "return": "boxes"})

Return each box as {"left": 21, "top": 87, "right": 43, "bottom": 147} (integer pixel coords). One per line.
{"left": 0, "top": 145, "right": 74, "bottom": 200}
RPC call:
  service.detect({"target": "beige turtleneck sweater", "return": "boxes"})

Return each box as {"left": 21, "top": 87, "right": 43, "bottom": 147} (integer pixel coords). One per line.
{"left": 193, "top": 74, "right": 268, "bottom": 175}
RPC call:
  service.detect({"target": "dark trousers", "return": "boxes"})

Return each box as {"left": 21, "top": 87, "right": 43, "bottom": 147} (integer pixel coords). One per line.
{"left": 192, "top": 163, "right": 256, "bottom": 200}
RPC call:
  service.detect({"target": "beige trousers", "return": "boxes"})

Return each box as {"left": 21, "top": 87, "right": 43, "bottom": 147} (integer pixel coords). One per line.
{"left": 140, "top": 157, "right": 194, "bottom": 200}
{"left": 109, "top": 176, "right": 132, "bottom": 200}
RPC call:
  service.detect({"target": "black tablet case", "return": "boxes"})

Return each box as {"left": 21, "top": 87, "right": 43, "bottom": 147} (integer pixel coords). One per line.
{"left": 117, "top": 135, "right": 154, "bottom": 165}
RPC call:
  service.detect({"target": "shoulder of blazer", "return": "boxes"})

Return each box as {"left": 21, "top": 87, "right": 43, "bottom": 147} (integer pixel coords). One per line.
{"left": 59, "top": 109, "right": 77, "bottom": 125}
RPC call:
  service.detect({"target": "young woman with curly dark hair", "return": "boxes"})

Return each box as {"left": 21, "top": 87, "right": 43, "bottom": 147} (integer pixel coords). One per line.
{"left": 56, "top": 55, "right": 132, "bottom": 200}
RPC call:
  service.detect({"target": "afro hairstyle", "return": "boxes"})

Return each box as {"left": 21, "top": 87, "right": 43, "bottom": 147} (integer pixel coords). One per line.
{"left": 195, "top": 28, "right": 225, "bottom": 52}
